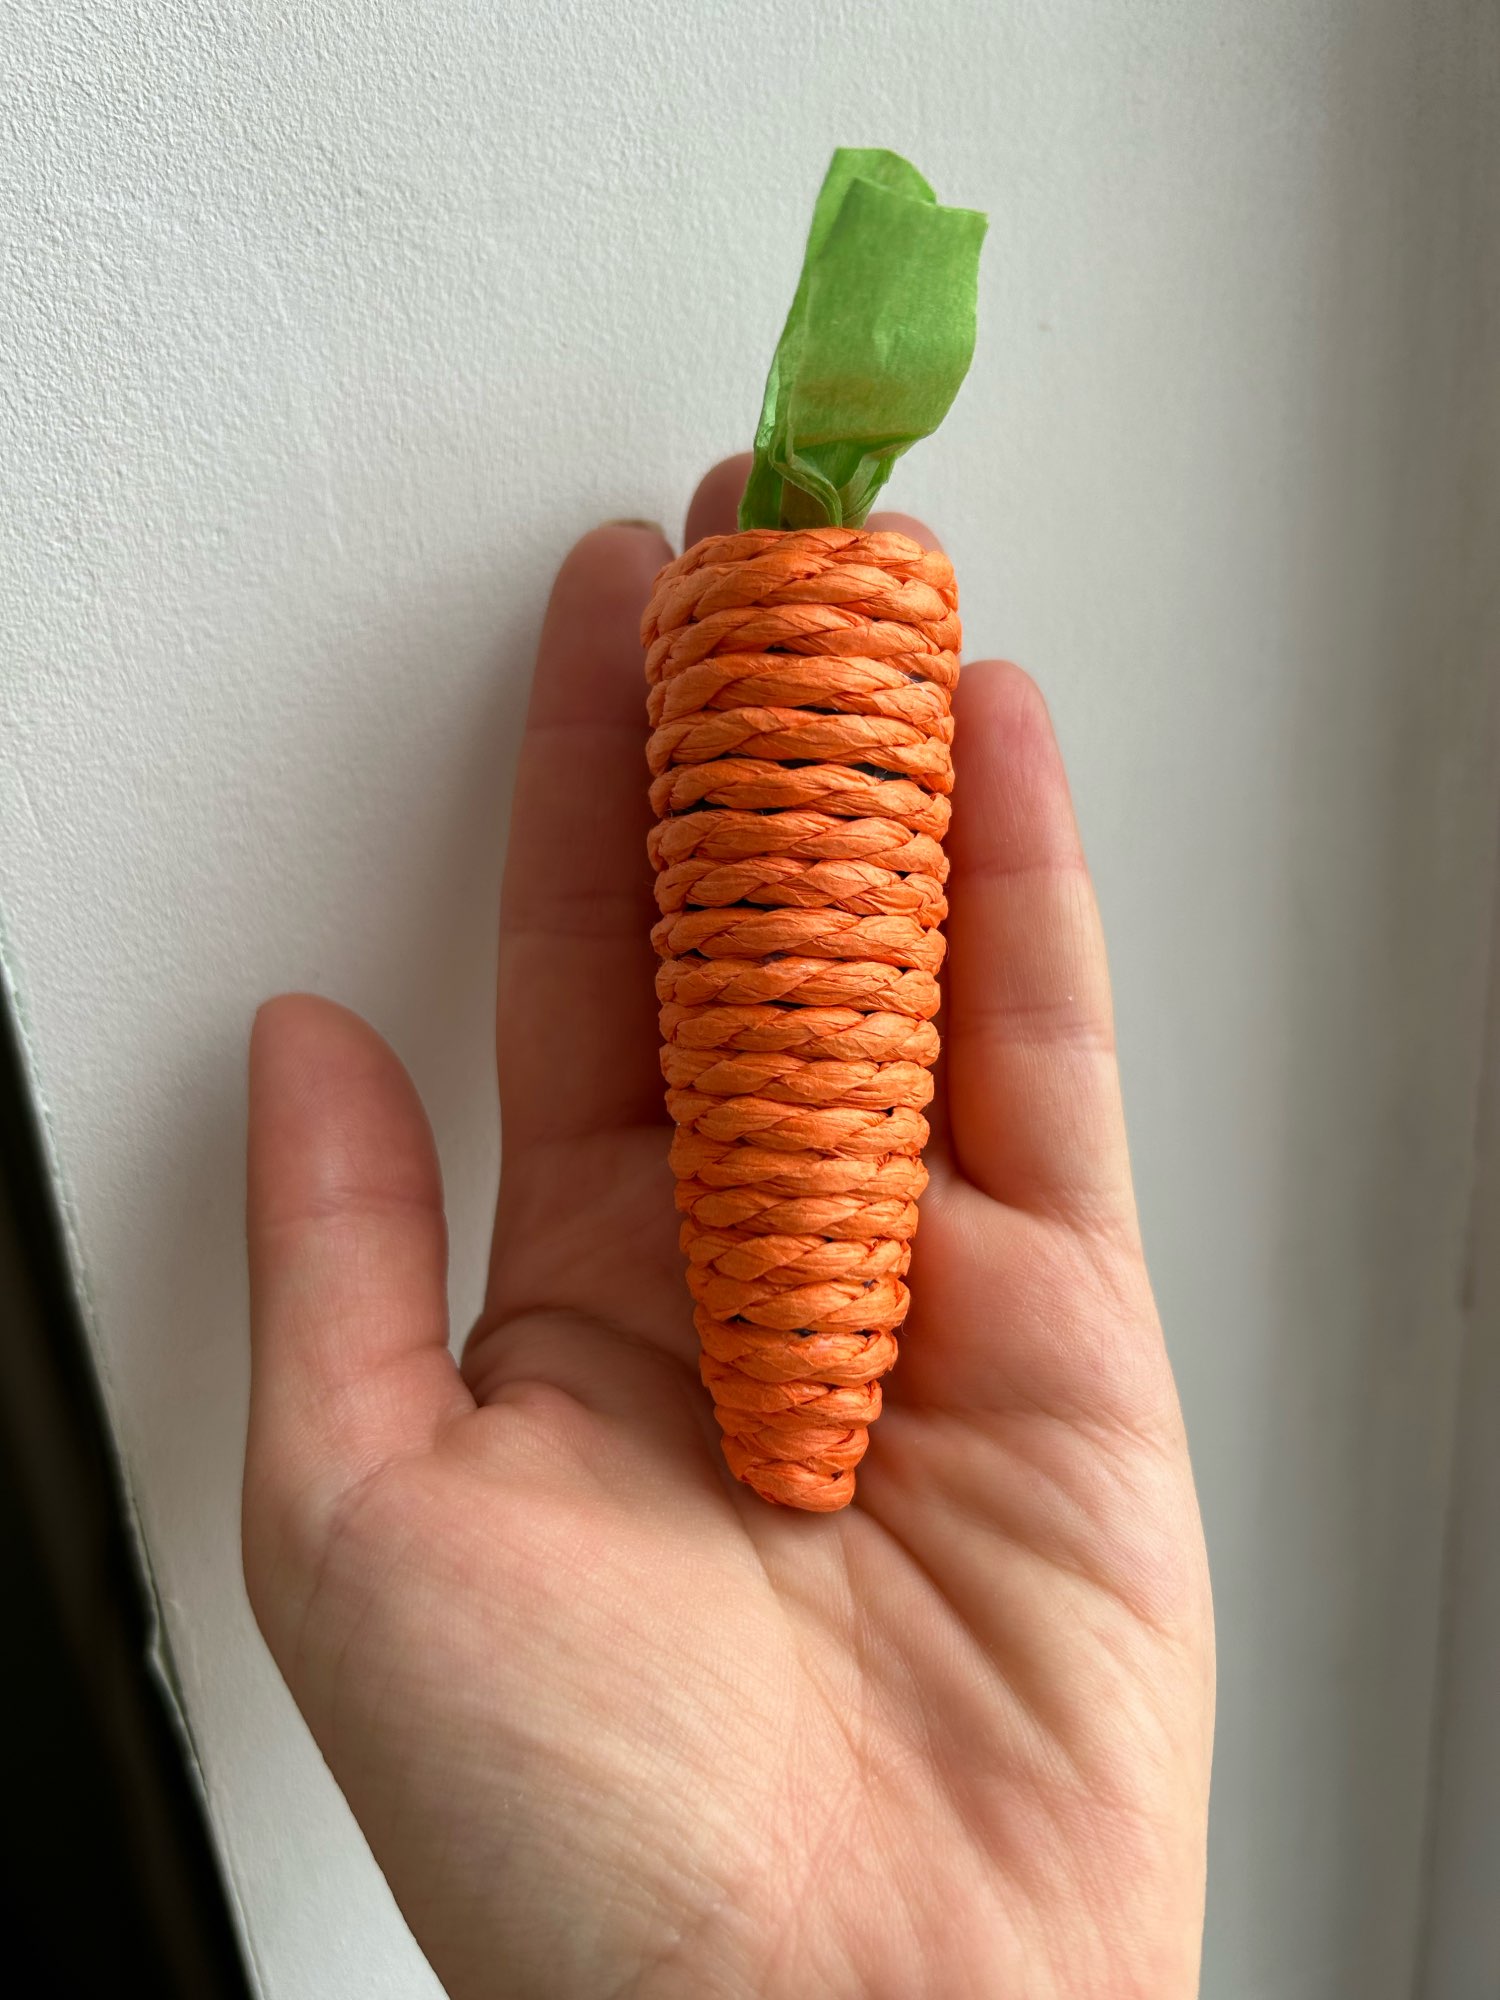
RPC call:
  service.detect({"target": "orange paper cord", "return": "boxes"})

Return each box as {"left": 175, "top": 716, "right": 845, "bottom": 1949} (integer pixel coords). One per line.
{"left": 643, "top": 526, "right": 960, "bottom": 1514}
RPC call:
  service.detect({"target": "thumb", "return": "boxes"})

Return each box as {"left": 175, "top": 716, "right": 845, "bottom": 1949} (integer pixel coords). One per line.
{"left": 243, "top": 996, "right": 472, "bottom": 1610}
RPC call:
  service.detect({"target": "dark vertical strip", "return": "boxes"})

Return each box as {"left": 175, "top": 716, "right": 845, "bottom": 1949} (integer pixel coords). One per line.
{"left": 0, "top": 993, "right": 252, "bottom": 1999}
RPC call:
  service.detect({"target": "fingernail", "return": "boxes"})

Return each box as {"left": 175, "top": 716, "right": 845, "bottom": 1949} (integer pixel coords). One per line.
{"left": 603, "top": 516, "right": 667, "bottom": 535}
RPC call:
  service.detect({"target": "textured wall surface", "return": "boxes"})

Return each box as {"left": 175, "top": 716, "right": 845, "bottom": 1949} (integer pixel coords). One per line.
{"left": 3, "top": 4, "right": 1498, "bottom": 1996}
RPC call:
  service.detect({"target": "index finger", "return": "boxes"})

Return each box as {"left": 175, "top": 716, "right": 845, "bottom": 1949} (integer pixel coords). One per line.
{"left": 493, "top": 521, "right": 673, "bottom": 1161}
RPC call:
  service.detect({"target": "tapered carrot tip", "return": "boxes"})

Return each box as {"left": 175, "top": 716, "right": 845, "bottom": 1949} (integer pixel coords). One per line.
{"left": 643, "top": 527, "right": 959, "bottom": 1512}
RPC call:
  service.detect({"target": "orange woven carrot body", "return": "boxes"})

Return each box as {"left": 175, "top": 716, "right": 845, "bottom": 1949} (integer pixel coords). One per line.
{"left": 643, "top": 526, "right": 960, "bottom": 1511}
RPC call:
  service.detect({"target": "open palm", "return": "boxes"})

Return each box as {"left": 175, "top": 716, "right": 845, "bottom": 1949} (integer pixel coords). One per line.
{"left": 243, "top": 460, "right": 1214, "bottom": 2000}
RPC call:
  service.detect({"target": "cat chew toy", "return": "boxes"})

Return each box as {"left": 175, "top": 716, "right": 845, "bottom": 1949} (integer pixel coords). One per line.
{"left": 644, "top": 150, "right": 987, "bottom": 1512}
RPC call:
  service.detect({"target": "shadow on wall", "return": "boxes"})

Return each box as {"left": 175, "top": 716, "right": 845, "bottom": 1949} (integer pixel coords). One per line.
{"left": 1233, "top": 8, "right": 1500, "bottom": 1994}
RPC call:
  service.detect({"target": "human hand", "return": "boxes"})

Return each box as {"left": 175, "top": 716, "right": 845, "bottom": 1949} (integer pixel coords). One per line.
{"left": 243, "top": 458, "right": 1214, "bottom": 2000}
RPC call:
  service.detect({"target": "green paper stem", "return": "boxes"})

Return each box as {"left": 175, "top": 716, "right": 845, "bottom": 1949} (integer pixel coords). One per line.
{"left": 739, "top": 148, "right": 988, "bottom": 533}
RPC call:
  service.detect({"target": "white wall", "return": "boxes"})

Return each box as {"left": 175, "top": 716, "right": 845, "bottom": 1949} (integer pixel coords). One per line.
{"left": 3, "top": 4, "right": 1497, "bottom": 1996}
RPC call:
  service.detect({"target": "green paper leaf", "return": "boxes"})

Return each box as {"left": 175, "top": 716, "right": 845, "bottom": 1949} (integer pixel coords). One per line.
{"left": 740, "top": 149, "right": 988, "bottom": 532}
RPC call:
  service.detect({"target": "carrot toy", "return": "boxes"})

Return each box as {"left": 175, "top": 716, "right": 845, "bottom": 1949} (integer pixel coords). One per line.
{"left": 643, "top": 150, "right": 987, "bottom": 1512}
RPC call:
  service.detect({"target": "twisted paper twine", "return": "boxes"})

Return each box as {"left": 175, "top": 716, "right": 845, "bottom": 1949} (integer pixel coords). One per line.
{"left": 643, "top": 527, "right": 959, "bottom": 1513}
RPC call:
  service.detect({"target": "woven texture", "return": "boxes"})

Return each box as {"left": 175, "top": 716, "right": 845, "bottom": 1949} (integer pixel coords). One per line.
{"left": 643, "top": 527, "right": 959, "bottom": 1512}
